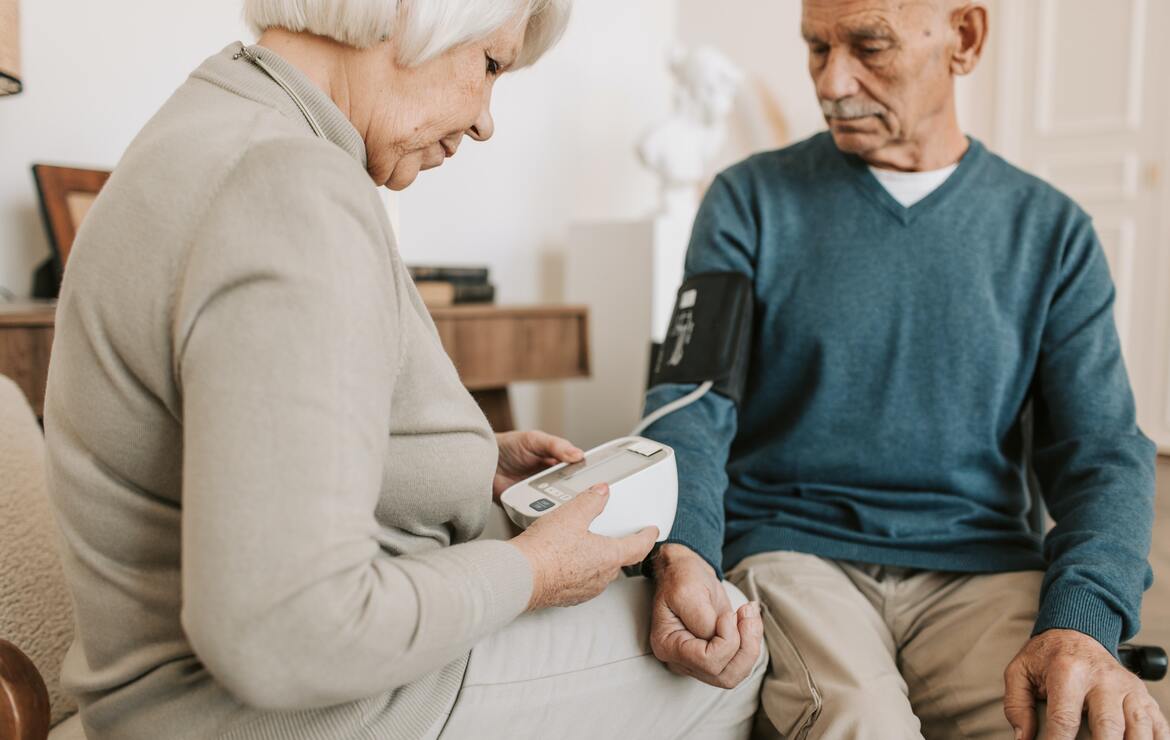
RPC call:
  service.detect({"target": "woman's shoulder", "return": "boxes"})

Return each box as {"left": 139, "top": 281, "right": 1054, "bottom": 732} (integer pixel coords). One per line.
{"left": 74, "top": 80, "right": 387, "bottom": 302}
{"left": 100, "top": 48, "right": 388, "bottom": 261}
{"left": 123, "top": 73, "right": 368, "bottom": 204}
{"left": 63, "top": 61, "right": 401, "bottom": 378}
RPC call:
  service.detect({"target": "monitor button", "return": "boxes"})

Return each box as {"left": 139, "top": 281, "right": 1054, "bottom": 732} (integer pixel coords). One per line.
{"left": 629, "top": 440, "right": 663, "bottom": 457}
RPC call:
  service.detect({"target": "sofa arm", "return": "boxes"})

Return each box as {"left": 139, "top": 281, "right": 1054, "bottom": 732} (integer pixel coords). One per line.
{"left": 0, "top": 639, "right": 50, "bottom": 740}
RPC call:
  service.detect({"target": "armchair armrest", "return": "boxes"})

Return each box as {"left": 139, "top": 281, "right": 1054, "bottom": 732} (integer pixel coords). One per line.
{"left": 0, "top": 639, "right": 50, "bottom": 740}
{"left": 1120, "top": 643, "right": 1168, "bottom": 682}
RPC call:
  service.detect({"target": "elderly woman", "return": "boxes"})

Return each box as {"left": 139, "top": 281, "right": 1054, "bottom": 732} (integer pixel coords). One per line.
{"left": 43, "top": 1, "right": 765, "bottom": 738}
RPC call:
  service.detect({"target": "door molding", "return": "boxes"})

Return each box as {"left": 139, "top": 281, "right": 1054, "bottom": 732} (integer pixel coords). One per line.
{"left": 1034, "top": 0, "right": 1148, "bottom": 136}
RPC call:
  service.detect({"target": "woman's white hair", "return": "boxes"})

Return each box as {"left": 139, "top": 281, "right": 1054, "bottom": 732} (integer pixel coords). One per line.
{"left": 244, "top": 0, "right": 571, "bottom": 68}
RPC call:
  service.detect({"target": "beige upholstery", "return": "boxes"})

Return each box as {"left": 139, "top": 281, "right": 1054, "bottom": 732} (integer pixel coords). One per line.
{"left": 48, "top": 713, "right": 85, "bottom": 740}
{"left": 0, "top": 374, "right": 78, "bottom": 727}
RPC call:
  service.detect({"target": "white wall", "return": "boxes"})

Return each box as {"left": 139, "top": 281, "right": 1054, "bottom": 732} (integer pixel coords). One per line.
{"left": 677, "top": 0, "right": 822, "bottom": 146}
{"left": 0, "top": 0, "right": 253, "bottom": 299}
{"left": 398, "top": 1, "right": 677, "bottom": 275}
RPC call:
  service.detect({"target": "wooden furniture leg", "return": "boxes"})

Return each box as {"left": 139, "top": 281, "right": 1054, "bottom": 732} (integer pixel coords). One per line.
{"left": 0, "top": 639, "right": 50, "bottom": 740}
{"left": 472, "top": 388, "right": 514, "bottom": 432}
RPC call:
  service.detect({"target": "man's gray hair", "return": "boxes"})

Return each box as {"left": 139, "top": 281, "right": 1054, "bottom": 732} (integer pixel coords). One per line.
{"left": 244, "top": 0, "right": 571, "bottom": 67}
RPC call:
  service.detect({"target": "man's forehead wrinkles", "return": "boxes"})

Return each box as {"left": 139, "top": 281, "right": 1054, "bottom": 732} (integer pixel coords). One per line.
{"left": 802, "top": 12, "right": 899, "bottom": 42}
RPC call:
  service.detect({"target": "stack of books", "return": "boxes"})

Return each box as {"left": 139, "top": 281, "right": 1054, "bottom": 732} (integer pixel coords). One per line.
{"left": 408, "top": 265, "right": 496, "bottom": 308}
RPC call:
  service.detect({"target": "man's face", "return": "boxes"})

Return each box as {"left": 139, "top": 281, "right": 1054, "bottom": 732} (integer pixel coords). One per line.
{"left": 802, "top": 0, "right": 956, "bottom": 158}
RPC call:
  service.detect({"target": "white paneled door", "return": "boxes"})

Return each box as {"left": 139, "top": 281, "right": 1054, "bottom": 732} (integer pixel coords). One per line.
{"left": 996, "top": 0, "right": 1170, "bottom": 452}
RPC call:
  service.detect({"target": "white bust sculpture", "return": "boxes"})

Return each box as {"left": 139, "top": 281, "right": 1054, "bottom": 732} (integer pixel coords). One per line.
{"left": 638, "top": 46, "right": 744, "bottom": 220}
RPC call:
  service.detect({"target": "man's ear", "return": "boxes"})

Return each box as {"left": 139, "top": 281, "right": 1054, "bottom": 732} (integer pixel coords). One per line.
{"left": 950, "top": 3, "right": 988, "bottom": 76}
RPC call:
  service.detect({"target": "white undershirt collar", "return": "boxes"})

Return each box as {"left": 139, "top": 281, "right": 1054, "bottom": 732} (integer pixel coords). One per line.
{"left": 868, "top": 163, "right": 959, "bottom": 208}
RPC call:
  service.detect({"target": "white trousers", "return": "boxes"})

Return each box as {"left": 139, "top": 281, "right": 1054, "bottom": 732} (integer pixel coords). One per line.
{"left": 425, "top": 508, "right": 766, "bottom": 739}
{"left": 429, "top": 576, "right": 765, "bottom": 740}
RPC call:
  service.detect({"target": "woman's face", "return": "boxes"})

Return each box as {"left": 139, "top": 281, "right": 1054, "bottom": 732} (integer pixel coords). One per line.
{"left": 365, "top": 18, "right": 528, "bottom": 190}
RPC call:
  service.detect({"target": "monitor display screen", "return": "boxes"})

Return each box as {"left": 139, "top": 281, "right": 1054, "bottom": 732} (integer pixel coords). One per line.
{"left": 558, "top": 453, "right": 647, "bottom": 495}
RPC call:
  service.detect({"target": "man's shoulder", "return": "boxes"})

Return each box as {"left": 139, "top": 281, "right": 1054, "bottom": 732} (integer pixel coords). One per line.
{"left": 973, "top": 142, "right": 1090, "bottom": 224}
{"left": 706, "top": 131, "right": 837, "bottom": 208}
{"left": 717, "top": 131, "right": 835, "bottom": 189}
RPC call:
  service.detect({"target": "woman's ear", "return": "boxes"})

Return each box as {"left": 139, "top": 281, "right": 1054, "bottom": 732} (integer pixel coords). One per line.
{"left": 950, "top": 3, "right": 988, "bottom": 77}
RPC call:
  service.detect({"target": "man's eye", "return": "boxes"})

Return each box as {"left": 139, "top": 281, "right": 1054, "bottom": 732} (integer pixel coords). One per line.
{"left": 859, "top": 45, "right": 889, "bottom": 56}
{"left": 810, "top": 44, "right": 829, "bottom": 56}
{"left": 486, "top": 54, "right": 501, "bottom": 76}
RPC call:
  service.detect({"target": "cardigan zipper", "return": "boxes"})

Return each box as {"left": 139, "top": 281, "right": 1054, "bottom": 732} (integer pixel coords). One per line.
{"left": 234, "top": 45, "right": 327, "bottom": 140}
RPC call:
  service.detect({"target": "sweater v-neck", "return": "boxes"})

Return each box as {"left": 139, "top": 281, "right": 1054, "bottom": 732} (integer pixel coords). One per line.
{"left": 829, "top": 134, "right": 985, "bottom": 227}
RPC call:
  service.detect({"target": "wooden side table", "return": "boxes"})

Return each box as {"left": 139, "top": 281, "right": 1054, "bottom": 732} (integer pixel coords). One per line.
{"left": 0, "top": 303, "right": 56, "bottom": 418}
{"left": 431, "top": 305, "right": 590, "bottom": 431}
{"left": 0, "top": 301, "right": 589, "bottom": 431}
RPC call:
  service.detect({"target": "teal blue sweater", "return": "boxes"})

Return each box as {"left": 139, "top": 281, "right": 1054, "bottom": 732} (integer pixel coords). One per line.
{"left": 642, "top": 133, "right": 1156, "bottom": 652}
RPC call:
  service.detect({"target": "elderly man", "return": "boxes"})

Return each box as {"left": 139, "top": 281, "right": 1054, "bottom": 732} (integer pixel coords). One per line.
{"left": 641, "top": 1, "right": 1169, "bottom": 738}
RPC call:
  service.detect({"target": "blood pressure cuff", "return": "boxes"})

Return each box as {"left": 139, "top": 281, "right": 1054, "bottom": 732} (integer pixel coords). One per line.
{"left": 649, "top": 271, "right": 753, "bottom": 406}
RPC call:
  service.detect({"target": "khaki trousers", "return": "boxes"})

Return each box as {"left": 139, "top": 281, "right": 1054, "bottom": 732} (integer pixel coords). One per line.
{"left": 426, "top": 575, "right": 766, "bottom": 739}
{"left": 728, "top": 550, "right": 1076, "bottom": 740}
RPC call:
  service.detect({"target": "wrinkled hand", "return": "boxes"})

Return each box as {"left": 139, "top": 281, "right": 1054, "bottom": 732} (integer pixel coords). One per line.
{"left": 1004, "top": 629, "right": 1169, "bottom": 740}
{"left": 510, "top": 484, "right": 658, "bottom": 610}
{"left": 493, "top": 430, "right": 583, "bottom": 500}
{"left": 649, "top": 543, "right": 763, "bottom": 689}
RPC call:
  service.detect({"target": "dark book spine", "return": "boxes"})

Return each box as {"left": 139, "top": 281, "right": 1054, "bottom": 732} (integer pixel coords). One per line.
{"left": 408, "top": 266, "right": 490, "bottom": 284}
{"left": 452, "top": 282, "right": 496, "bottom": 304}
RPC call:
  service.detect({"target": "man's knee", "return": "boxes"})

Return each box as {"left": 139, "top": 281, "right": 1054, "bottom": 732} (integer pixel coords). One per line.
{"left": 805, "top": 687, "right": 920, "bottom": 739}
{"left": 758, "top": 683, "right": 919, "bottom": 740}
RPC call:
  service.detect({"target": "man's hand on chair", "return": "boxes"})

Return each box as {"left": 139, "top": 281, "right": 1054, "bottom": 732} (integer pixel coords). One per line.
{"left": 1004, "top": 628, "right": 1170, "bottom": 740}
{"left": 649, "top": 544, "right": 763, "bottom": 689}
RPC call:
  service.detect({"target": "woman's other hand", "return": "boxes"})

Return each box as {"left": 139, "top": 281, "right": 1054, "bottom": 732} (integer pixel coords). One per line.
{"left": 510, "top": 484, "right": 659, "bottom": 611}
{"left": 493, "top": 430, "right": 584, "bottom": 500}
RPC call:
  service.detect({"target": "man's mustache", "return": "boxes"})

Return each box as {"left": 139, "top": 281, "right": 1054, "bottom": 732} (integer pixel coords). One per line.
{"left": 820, "top": 97, "right": 887, "bottom": 120}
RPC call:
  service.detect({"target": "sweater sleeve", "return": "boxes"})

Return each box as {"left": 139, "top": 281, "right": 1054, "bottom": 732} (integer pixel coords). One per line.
{"left": 174, "top": 139, "right": 531, "bottom": 712}
{"left": 640, "top": 173, "right": 758, "bottom": 576}
{"left": 1029, "top": 210, "right": 1156, "bottom": 654}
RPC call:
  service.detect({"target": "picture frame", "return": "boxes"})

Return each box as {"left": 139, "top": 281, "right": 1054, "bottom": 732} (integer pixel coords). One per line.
{"left": 31, "top": 164, "right": 111, "bottom": 295}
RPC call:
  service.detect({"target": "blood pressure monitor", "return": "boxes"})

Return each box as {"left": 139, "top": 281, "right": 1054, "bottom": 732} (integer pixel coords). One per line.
{"left": 500, "top": 437, "right": 677, "bottom": 541}
{"left": 500, "top": 272, "right": 752, "bottom": 545}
